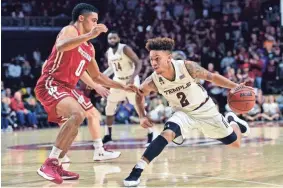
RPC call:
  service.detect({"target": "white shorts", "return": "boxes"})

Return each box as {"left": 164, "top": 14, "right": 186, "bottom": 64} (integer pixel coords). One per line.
{"left": 106, "top": 75, "right": 140, "bottom": 115}
{"left": 166, "top": 98, "right": 234, "bottom": 144}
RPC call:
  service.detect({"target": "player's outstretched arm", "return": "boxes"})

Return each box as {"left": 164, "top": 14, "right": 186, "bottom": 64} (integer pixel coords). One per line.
{"left": 80, "top": 71, "right": 110, "bottom": 98}
{"left": 88, "top": 58, "right": 138, "bottom": 93}
{"left": 136, "top": 76, "right": 158, "bottom": 129}
{"left": 184, "top": 61, "right": 238, "bottom": 89}
{"left": 123, "top": 46, "right": 142, "bottom": 84}
{"left": 56, "top": 24, "right": 107, "bottom": 52}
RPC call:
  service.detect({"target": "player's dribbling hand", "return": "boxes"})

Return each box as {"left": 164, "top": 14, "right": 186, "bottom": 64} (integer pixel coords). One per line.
{"left": 140, "top": 117, "right": 153, "bottom": 128}
{"left": 94, "top": 84, "right": 110, "bottom": 98}
{"left": 89, "top": 24, "right": 108, "bottom": 38}
{"left": 231, "top": 82, "right": 254, "bottom": 94}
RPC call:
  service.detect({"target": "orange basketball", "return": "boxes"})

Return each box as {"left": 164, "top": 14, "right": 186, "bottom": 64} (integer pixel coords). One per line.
{"left": 228, "top": 88, "right": 256, "bottom": 114}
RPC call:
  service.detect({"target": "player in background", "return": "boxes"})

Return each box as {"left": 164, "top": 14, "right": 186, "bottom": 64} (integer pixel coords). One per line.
{"left": 35, "top": 3, "right": 138, "bottom": 184}
{"left": 123, "top": 38, "right": 252, "bottom": 186}
{"left": 102, "top": 31, "right": 154, "bottom": 146}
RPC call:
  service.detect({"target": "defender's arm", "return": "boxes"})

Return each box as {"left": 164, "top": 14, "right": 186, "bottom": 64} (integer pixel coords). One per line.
{"left": 56, "top": 24, "right": 107, "bottom": 52}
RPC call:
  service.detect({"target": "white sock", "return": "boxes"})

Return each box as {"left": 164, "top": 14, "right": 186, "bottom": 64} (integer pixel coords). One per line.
{"left": 135, "top": 159, "right": 147, "bottom": 170}
{"left": 49, "top": 146, "right": 62, "bottom": 159}
{"left": 147, "top": 127, "right": 153, "bottom": 134}
{"left": 93, "top": 139, "right": 103, "bottom": 150}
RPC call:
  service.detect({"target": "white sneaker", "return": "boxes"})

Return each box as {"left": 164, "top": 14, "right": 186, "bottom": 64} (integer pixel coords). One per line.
{"left": 225, "top": 112, "right": 250, "bottom": 136}
{"left": 61, "top": 155, "right": 70, "bottom": 163}
{"left": 93, "top": 148, "right": 121, "bottom": 161}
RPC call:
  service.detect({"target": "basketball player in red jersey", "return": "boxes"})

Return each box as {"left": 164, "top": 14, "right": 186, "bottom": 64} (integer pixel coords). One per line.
{"left": 35, "top": 3, "right": 138, "bottom": 184}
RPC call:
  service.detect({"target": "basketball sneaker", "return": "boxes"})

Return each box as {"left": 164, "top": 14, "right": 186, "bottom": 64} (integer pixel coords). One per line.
{"left": 145, "top": 132, "right": 153, "bottom": 147}
{"left": 61, "top": 155, "right": 70, "bottom": 163}
{"left": 225, "top": 112, "right": 250, "bottom": 136}
{"left": 102, "top": 135, "right": 113, "bottom": 144}
{"left": 57, "top": 165, "right": 79, "bottom": 180}
{"left": 37, "top": 158, "right": 63, "bottom": 184}
{"left": 93, "top": 148, "right": 121, "bottom": 161}
{"left": 123, "top": 167, "right": 143, "bottom": 187}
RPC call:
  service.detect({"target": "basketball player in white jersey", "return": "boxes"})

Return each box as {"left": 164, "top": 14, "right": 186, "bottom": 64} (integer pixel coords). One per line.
{"left": 102, "top": 31, "right": 154, "bottom": 146}
{"left": 124, "top": 38, "right": 251, "bottom": 186}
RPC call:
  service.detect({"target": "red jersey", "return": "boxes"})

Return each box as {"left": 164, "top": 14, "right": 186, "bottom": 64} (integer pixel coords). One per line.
{"left": 36, "top": 26, "right": 94, "bottom": 89}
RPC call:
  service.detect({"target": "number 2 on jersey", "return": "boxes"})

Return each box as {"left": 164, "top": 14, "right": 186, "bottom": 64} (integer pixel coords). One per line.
{"left": 114, "top": 62, "right": 122, "bottom": 71}
{"left": 176, "top": 92, "right": 190, "bottom": 107}
{"left": 75, "top": 60, "right": 86, "bottom": 76}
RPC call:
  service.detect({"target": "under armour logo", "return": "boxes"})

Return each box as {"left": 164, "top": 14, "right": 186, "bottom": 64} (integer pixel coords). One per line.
{"left": 77, "top": 95, "right": 85, "bottom": 104}
{"left": 179, "top": 74, "right": 185, "bottom": 79}
{"left": 99, "top": 153, "right": 104, "bottom": 156}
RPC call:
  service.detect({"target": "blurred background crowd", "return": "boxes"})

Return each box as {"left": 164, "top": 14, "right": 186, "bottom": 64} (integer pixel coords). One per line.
{"left": 1, "top": 0, "right": 283, "bottom": 131}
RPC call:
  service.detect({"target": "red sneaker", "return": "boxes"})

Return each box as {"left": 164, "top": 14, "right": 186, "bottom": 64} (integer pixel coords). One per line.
{"left": 37, "top": 158, "right": 63, "bottom": 184}
{"left": 57, "top": 165, "right": 79, "bottom": 180}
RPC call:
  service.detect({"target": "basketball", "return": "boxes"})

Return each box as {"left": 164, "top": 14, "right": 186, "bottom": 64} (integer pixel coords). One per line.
{"left": 228, "top": 88, "right": 256, "bottom": 114}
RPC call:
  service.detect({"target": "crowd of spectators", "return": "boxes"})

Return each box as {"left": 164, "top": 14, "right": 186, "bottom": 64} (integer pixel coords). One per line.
{"left": 1, "top": 0, "right": 283, "bottom": 131}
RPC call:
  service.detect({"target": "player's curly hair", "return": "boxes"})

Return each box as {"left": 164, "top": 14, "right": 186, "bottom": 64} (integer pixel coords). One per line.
{"left": 145, "top": 37, "right": 175, "bottom": 52}
{"left": 72, "top": 3, "right": 98, "bottom": 22}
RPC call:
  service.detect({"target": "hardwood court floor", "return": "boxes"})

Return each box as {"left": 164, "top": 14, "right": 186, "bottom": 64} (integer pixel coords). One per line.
{"left": 2, "top": 122, "right": 283, "bottom": 187}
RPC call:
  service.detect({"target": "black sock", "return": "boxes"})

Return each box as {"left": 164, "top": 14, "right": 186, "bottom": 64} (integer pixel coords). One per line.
{"left": 143, "top": 135, "right": 168, "bottom": 162}
{"left": 108, "top": 126, "right": 112, "bottom": 137}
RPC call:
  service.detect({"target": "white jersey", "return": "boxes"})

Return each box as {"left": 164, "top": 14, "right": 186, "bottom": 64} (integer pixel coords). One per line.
{"left": 107, "top": 43, "right": 135, "bottom": 78}
{"left": 152, "top": 59, "right": 211, "bottom": 114}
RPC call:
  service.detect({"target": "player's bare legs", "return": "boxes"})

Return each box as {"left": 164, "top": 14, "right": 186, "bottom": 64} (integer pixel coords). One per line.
{"left": 37, "top": 97, "right": 85, "bottom": 184}
{"left": 124, "top": 115, "right": 250, "bottom": 186}
{"left": 103, "top": 102, "right": 154, "bottom": 146}
{"left": 124, "top": 124, "right": 176, "bottom": 187}
{"left": 85, "top": 108, "right": 121, "bottom": 161}
{"left": 103, "top": 100, "right": 116, "bottom": 144}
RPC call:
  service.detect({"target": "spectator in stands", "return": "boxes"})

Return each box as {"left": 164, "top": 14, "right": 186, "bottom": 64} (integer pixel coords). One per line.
{"left": 242, "top": 101, "right": 262, "bottom": 121}
{"left": 5, "top": 58, "right": 22, "bottom": 89}
{"left": 115, "top": 100, "right": 135, "bottom": 124}
{"left": 225, "top": 67, "right": 238, "bottom": 83}
{"left": 276, "top": 92, "right": 283, "bottom": 113}
{"left": 22, "top": 60, "right": 34, "bottom": 87}
{"left": 10, "top": 91, "right": 37, "bottom": 129}
{"left": 25, "top": 98, "right": 38, "bottom": 128}
{"left": 249, "top": 52, "right": 264, "bottom": 89}
{"left": 262, "top": 95, "right": 280, "bottom": 121}
{"left": 3, "top": 88, "right": 12, "bottom": 98}
{"left": 1, "top": 97, "right": 15, "bottom": 131}
{"left": 221, "top": 51, "right": 236, "bottom": 74}
{"left": 33, "top": 48, "right": 42, "bottom": 66}
{"left": 237, "top": 63, "right": 255, "bottom": 87}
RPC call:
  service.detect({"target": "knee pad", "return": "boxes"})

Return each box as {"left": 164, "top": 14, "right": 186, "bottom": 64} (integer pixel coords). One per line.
{"left": 217, "top": 131, "right": 237, "bottom": 145}
{"left": 105, "top": 101, "right": 118, "bottom": 116}
{"left": 163, "top": 122, "right": 182, "bottom": 140}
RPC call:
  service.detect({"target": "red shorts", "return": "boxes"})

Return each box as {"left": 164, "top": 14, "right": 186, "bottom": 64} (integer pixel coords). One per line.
{"left": 35, "top": 81, "right": 93, "bottom": 124}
